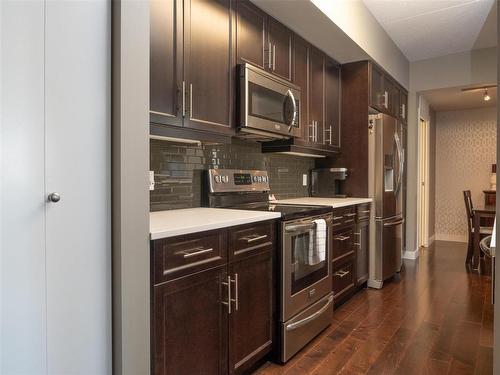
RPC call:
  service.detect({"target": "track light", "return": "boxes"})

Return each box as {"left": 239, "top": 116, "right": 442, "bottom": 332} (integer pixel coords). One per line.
{"left": 484, "top": 89, "right": 491, "bottom": 101}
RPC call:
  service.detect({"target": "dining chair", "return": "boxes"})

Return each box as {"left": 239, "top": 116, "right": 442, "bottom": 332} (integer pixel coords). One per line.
{"left": 464, "top": 190, "right": 493, "bottom": 264}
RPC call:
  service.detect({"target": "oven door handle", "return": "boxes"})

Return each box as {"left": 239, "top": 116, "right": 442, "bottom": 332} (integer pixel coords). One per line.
{"left": 285, "top": 295, "right": 334, "bottom": 331}
{"left": 285, "top": 222, "right": 315, "bottom": 232}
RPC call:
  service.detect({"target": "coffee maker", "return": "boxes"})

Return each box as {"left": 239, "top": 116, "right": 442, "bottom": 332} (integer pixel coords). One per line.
{"left": 310, "top": 168, "right": 348, "bottom": 197}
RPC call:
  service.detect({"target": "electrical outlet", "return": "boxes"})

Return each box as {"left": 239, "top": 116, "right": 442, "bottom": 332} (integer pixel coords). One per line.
{"left": 149, "top": 171, "right": 155, "bottom": 191}
{"left": 302, "top": 174, "right": 308, "bottom": 186}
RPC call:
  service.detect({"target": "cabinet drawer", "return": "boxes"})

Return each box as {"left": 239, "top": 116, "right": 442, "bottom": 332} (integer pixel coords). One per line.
{"left": 357, "top": 204, "right": 371, "bottom": 221}
{"left": 229, "top": 221, "right": 274, "bottom": 261}
{"left": 333, "top": 260, "right": 355, "bottom": 301}
{"left": 152, "top": 230, "right": 227, "bottom": 284}
{"left": 332, "top": 227, "right": 354, "bottom": 263}
{"left": 332, "top": 206, "right": 356, "bottom": 228}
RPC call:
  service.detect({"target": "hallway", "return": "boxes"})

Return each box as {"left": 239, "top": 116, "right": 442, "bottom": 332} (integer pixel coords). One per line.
{"left": 256, "top": 241, "right": 493, "bottom": 374}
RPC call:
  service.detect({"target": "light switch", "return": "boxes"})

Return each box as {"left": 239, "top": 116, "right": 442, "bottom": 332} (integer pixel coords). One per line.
{"left": 302, "top": 174, "right": 308, "bottom": 186}
{"left": 149, "top": 171, "right": 155, "bottom": 191}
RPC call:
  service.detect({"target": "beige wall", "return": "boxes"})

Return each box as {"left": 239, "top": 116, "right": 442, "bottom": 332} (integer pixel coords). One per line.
{"left": 435, "top": 107, "right": 497, "bottom": 242}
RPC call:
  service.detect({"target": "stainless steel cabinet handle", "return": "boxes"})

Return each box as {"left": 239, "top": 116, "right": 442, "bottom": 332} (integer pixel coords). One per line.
{"left": 308, "top": 123, "right": 315, "bottom": 140}
{"left": 268, "top": 42, "right": 272, "bottom": 69}
{"left": 285, "top": 295, "right": 333, "bottom": 331}
{"left": 360, "top": 210, "right": 371, "bottom": 214}
{"left": 189, "top": 83, "right": 193, "bottom": 118}
{"left": 179, "top": 247, "right": 213, "bottom": 258}
{"left": 383, "top": 218, "right": 405, "bottom": 227}
{"left": 272, "top": 44, "right": 276, "bottom": 71}
{"left": 334, "top": 235, "right": 350, "bottom": 241}
{"left": 48, "top": 192, "right": 61, "bottom": 203}
{"left": 231, "top": 274, "right": 239, "bottom": 311}
{"left": 333, "top": 216, "right": 343, "bottom": 221}
{"left": 492, "top": 256, "right": 495, "bottom": 304}
{"left": 383, "top": 91, "right": 388, "bottom": 108}
{"left": 334, "top": 269, "right": 350, "bottom": 278}
{"left": 221, "top": 275, "right": 231, "bottom": 314}
{"left": 344, "top": 213, "right": 356, "bottom": 217}
{"left": 401, "top": 104, "right": 406, "bottom": 119}
{"left": 243, "top": 234, "right": 268, "bottom": 243}
{"left": 315, "top": 121, "right": 318, "bottom": 142}
{"left": 182, "top": 81, "right": 186, "bottom": 116}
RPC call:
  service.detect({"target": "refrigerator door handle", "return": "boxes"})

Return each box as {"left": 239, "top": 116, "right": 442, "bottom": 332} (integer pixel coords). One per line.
{"left": 394, "top": 132, "right": 403, "bottom": 196}
{"left": 383, "top": 218, "right": 405, "bottom": 227}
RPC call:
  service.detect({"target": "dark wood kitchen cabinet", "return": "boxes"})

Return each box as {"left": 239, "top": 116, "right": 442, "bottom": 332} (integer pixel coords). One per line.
{"left": 150, "top": 0, "right": 233, "bottom": 138}
{"left": 267, "top": 18, "right": 292, "bottom": 80}
{"left": 292, "top": 36, "right": 309, "bottom": 138}
{"left": 236, "top": 0, "right": 292, "bottom": 80}
{"left": 324, "top": 57, "right": 341, "bottom": 151}
{"left": 308, "top": 47, "right": 325, "bottom": 146}
{"left": 235, "top": 0, "right": 266, "bottom": 69}
{"left": 370, "top": 63, "right": 385, "bottom": 112}
{"left": 229, "top": 250, "right": 273, "bottom": 375}
{"left": 151, "top": 221, "right": 276, "bottom": 375}
{"left": 399, "top": 89, "right": 408, "bottom": 123}
{"left": 152, "top": 266, "right": 228, "bottom": 375}
{"left": 150, "top": 0, "right": 183, "bottom": 127}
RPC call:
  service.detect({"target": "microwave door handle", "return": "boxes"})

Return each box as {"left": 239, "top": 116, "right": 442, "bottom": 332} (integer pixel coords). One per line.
{"left": 285, "top": 89, "right": 297, "bottom": 132}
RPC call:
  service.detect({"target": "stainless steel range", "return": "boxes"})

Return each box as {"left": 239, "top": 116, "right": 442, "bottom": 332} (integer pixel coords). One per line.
{"left": 204, "top": 169, "right": 334, "bottom": 362}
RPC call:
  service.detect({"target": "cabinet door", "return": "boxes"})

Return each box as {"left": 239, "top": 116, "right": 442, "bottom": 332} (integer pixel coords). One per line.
{"left": 150, "top": 0, "right": 183, "bottom": 126}
{"left": 152, "top": 266, "right": 228, "bottom": 375}
{"left": 356, "top": 219, "right": 369, "bottom": 284}
{"left": 309, "top": 47, "right": 324, "bottom": 146}
{"left": 236, "top": 0, "right": 266, "bottom": 69}
{"left": 267, "top": 18, "right": 292, "bottom": 80}
{"left": 324, "top": 57, "right": 340, "bottom": 150}
{"left": 292, "top": 36, "right": 309, "bottom": 142}
{"left": 229, "top": 251, "right": 273, "bottom": 375}
{"left": 384, "top": 78, "right": 398, "bottom": 117}
{"left": 184, "top": 0, "right": 233, "bottom": 134}
{"left": 370, "top": 64, "right": 384, "bottom": 111}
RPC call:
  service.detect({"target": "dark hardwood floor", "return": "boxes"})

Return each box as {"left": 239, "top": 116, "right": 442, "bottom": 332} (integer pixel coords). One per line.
{"left": 255, "top": 241, "right": 493, "bottom": 375}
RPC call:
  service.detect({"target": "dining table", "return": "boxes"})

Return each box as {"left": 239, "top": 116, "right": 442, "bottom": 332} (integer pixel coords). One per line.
{"left": 473, "top": 204, "right": 496, "bottom": 270}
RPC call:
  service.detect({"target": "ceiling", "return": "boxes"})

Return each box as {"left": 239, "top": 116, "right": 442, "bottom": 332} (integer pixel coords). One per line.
{"left": 363, "top": 0, "right": 496, "bottom": 62}
{"left": 422, "top": 85, "right": 497, "bottom": 111}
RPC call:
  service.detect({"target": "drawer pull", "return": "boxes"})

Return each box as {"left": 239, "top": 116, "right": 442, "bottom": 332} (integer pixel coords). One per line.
{"left": 345, "top": 219, "right": 355, "bottom": 224}
{"left": 335, "top": 270, "right": 350, "bottom": 278}
{"left": 344, "top": 213, "right": 356, "bottom": 217}
{"left": 354, "top": 243, "right": 361, "bottom": 247}
{"left": 179, "top": 247, "right": 214, "bottom": 258}
{"left": 242, "top": 234, "right": 268, "bottom": 243}
{"left": 333, "top": 216, "right": 343, "bottom": 221}
{"left": 334, "top": 235, "right": 350, "bottom": 241}
{"left": 360, "top": 210, "right": 371, "bottom": 214}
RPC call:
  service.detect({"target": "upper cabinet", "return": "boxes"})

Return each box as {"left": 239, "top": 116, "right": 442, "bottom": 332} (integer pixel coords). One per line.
{"left": 324, "top": 57, "right": 341, "bottom": 150}
{"left": 236, "top": 0, "right": 292, "bottom": 80}
{"left": 267, "top": 18, "right": 292, "bottom": 80}
{"left": 184, "top": 0, "right": 233, "bottom": 133}
{"left": 368, "top": 61, "right": 408, "bottom": 120}
{"left": 150, "top": 0, "right": 183, "bottom": 127}
{"left": 235, "top": 0, "right": 266, "bottom": 70}
{"left": 150, "top": 0, "right": 233, "bottom": 136}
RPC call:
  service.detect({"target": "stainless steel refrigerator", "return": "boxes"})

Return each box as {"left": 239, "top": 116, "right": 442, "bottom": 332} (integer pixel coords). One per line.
{"left": 367, "top": 113, "right": 404, "bottom": 289}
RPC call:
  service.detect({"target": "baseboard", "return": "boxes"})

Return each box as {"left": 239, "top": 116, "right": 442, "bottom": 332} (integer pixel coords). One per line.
{"left": 428, "top": 235, "right": 435, "bottom": 245}
{"left": 403, "top": 248, "right": 419, "bottom": 260}
{"left": 435, "top": 233, "right": 467, "bottom": 243}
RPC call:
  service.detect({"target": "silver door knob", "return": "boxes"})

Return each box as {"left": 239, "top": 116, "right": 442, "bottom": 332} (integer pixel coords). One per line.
{"left": 48, "top": 192, "right": 61, "bottom": 203}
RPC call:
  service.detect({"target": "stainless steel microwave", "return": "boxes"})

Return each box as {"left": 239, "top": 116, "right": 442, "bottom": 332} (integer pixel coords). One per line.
{"left": 238, "top": 63, "right": 301, "bottom": 140}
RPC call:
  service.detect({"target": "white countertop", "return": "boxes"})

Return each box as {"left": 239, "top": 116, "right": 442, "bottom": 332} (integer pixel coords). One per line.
{"left": 274, "top": 197, "right": 373, "bottom": 208}
{"left": 150, "top": 208, "right": 281, "bottom": 240}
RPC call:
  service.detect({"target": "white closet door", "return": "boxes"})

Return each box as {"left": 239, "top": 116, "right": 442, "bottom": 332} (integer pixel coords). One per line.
{"left": 1, "top": 2, "right": 47, "bottom": 373}
{"left": 44, "top": 1, "right": 111, "bottom": 374}
{"left": 1, "top": 1, "right": 111, "bottom": 374}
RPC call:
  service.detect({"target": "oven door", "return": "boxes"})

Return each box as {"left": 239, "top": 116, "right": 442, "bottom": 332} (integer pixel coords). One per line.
{"left": 281, "top": 216, "right": 332, "bottom": 321}
{"left": 240, "top": 63, "right": 301, "bottom": 138}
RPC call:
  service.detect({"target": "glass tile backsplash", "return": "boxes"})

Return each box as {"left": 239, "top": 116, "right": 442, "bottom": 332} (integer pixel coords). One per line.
{"left": 150, "top": 139, "right": 314, "bottom": 211}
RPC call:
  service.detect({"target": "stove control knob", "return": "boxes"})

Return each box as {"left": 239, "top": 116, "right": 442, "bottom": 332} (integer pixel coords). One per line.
{"left": 262, "top": 176, "right": 268, "bottom": 183}
{"left": 253, "top": 176, "right": 259, "bottom": 183}
{"left": 257, "top": 176, "right": 262, "bottom": 182}
{"left": 222, "top": 175, "right": 229, "bottom": 183}
{"left": 214, "top": 175, "right": 222, "bottom": 183}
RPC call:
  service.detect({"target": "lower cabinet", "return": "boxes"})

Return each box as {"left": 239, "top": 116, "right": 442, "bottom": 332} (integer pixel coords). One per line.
{"left": 152, "top": 266, "right": 228, "bottom": 375}
{"left": 151, "top": 221, "right": 275, "bottom": 375}
{"left": 355, "top": 217, "right": 370, "bottom": 285}
{"left": 229, "top": 250, "right": 273, "bottom": 374}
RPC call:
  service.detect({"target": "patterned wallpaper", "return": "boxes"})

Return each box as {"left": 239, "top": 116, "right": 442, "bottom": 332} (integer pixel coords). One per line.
{"left": 150, "top": 139, "right": 315, "bottom": 211}
{"left": 435, "top": 107, "right": 497, "bottom": 241}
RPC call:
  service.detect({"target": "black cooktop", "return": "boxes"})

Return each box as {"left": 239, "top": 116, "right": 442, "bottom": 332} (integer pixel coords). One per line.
{"left": 229, "top": 203, "right": 332, "bottom": 221}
